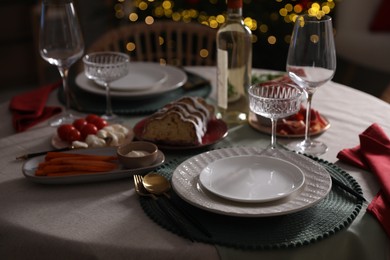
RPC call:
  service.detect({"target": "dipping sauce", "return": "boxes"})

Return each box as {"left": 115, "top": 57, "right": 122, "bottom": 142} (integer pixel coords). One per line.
{"left": 125, "top": 150, "right": 150, "bottom": 157}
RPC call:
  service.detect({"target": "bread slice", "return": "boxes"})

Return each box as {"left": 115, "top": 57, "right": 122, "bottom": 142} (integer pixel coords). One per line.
{"left": 141, "top": 97, "right": 215, "bottom": 145}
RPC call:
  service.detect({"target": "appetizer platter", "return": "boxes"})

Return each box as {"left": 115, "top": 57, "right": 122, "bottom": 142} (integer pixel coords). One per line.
{"left": 22, "top": 147, "right": 165, "bottom": 184}
{"left": 51, "top": 114, "right": 134, "bottom": 149}
{"left": 248, "top": 106, "right": 330, "bottom": 137}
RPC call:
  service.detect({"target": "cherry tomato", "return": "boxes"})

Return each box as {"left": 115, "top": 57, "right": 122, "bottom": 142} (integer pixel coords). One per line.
{"left": 80, "top": 123, "right": 98, "bottom": 140}
{"left": 90, "top": 117, "right": 108, "bottom": 130}
{"left": 57, "top": 124, "right": 81, "bottom": 142}
{"left": 72, "top": 118, "right": 88, "bottom": 131}
{"left": 85, "top": 114, "right": 101, "bottom": 124}
{"left": 66, "top": 129, "right": 81, "bottom": 142}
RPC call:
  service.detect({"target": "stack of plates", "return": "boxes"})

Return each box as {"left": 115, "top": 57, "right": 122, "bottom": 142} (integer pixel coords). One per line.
{"left": 75, "top": 62, "right": 187, "bottom": 99}
{"left": 171, "top": 147, "right": 332, "bottom": 217}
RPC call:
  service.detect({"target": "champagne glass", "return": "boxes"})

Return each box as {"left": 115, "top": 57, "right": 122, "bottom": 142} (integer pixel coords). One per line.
{"left": 39, "top": 0, "right": 84, "bottom": 126}
{"left": 286, "top": 14, "right": 336, "bottom": 155}
{"left": 248, "top": 83, "right": 303, "bottom": 150}
{"left": 82, "top": 52, "right": 130, "bottom": 121}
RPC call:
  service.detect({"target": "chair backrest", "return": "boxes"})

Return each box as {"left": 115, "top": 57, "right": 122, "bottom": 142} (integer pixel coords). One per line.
{"left": 87, "top": 20, "right": 217, "bottom": 66}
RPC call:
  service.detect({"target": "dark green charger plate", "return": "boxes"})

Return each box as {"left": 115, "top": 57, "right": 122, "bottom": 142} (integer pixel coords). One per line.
{"left": 58, "top": 70, "right": 212, "bottom": 115}
{"left": 139, "top": 147, "right": 364, "bottom": 250}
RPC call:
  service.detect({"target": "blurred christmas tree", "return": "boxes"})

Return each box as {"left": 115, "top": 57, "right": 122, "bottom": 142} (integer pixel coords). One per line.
{"left": 113, "top": 0, "right": 336, "bottom": 70}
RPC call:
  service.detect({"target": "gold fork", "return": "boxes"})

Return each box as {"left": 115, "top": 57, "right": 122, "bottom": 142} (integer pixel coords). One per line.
{"left": 133, "top": 175, "right": 157, "bottom": 199}
{"left": 133, "top": 174, "right": 194, "bottom": 242}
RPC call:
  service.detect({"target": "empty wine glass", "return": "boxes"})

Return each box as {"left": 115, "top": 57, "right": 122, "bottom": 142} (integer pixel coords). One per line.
{"left": 249, "top": 83, "right": 303, "bottom": 150}
{"left": 39, "top": 0, "right": 84, "bottom": 126}
{"left": 83, "top": 52, "right": 130, "bottom": 121}
{"left": 286, "top": 14, "right": 336, "bottom": 155}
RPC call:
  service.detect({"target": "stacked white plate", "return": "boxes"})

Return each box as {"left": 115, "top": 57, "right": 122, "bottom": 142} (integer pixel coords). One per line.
{"left": 75, "top": 62, "right": 187, "bottom": 99}
{"left": 171, "top": 147, "right": 332, "bottom": 217}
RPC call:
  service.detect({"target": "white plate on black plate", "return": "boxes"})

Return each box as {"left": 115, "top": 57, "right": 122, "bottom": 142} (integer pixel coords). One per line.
{"left": 95, "top": 63, "right": 168, "bottom": 91}
{"left": 22, "top": 147, "right": 165, "bottom": 184}
{"left": 199, "top": 155, "right": 305, "bottom": 203}
{"left": 172, "top": 147, "right": 331, "bottom": 217}
{"left": 75, "top": 62, "right": 187, "bottom": 99}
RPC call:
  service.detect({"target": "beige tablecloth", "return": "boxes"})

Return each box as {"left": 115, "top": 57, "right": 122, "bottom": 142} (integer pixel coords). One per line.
{"left": 0, "top": 67, "right": 389, "bottom": 260}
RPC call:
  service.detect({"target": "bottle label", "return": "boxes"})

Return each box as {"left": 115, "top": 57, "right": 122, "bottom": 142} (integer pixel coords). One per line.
{"left": 217, "top": 49, "right": 228, "bottom": 109}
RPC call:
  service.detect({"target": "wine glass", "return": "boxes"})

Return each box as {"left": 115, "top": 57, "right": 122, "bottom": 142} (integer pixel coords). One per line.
{"left": 82, "top": 52, "right": 130, "bottom": 121}
{"left": 286, "top": 14, "right": 336, "bottom": 155}
{"left": 39, "top": 0, "right": 84, "bottom": 126}
{"left": 248, "top": 83, "right": 303, "bottom": 150}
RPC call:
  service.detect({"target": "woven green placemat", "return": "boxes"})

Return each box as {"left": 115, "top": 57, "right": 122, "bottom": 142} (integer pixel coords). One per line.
{"left": 139, "top": 147, "right": 364, "bottom": 250}
{"left": 58, "top": 71, "right": 211, "bottom": 115}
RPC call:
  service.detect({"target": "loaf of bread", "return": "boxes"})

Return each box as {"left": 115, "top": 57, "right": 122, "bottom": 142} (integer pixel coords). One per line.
{"left": 141, "top": 97, "right": 215, "bottom": 146}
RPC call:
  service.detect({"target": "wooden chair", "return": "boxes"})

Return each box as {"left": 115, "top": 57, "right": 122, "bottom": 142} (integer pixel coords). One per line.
{"left": 87, "top": 20, "right": 217, "bottom": 67}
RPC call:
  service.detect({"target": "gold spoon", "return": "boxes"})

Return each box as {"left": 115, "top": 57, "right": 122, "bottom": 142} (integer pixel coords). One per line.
{"left": 143, "top": 172, "right": 171, "bottom": 198}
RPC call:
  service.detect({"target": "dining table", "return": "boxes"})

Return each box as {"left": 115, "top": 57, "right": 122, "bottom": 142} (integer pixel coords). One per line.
{"left": 0, "top": 66, "right": 389, "bottom": 260}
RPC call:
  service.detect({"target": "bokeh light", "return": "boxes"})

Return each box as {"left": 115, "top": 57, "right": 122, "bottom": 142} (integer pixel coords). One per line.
{"left": 118, "top": 0, "right": 336, "bottom": 45}
{"left": 113, "top": 0, "right": 336, "bottom": 68}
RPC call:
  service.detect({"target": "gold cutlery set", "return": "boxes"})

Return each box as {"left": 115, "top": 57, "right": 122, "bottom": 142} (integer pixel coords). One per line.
{"left": 133, "top": 173, "right": 212, "bottom": 241}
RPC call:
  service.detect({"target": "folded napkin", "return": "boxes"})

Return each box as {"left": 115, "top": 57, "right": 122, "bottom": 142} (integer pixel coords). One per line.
{"left": 9, "top": 82, "right": 62, "bottom": 132}
{"left": 337, "top": 123, "right": 390, "bottom": 238}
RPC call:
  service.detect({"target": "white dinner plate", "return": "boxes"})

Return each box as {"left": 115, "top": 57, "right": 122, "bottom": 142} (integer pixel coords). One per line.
{"left": 172, "top": 147, "right": 332, "bottom": 217}
{"left": 75, "top": 62, "right": 187, "bottom": 98}
{"left": 199, "top": 155, "right": 305, "bottom": 203}
{"left": 95, "top": 63, "right": 168, "bottom": 91}
{"left": 22, "top": 147, "right": 165, "bottom": 184}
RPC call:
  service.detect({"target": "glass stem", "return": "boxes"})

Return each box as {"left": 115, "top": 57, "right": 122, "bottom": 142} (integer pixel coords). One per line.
{"left": 303, "top": 92, "right": 313, "bottom": 146}
{"left": 104, "top": 83, "right": 113, "bottom": 117}
{"left": 270, "top": 118, "right": 278, "bottom": 149}
{"left": 58, "top": 67, "right": 70, "bottom": 114}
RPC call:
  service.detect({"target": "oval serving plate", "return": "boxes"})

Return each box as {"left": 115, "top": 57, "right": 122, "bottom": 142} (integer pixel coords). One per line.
{"left": 133, "top": 118, "right": 228, "bottom": 150}
{"left": 22, "top": 147, "right": 165, "bottom": 184}
{"left": 199, "top": 155, "right": 305, "bottom": 203}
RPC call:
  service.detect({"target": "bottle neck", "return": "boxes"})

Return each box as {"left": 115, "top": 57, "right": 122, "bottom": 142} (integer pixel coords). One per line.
{"left": 227, "top": 0, "right": 243, "bottom": 19}
{"left": 227, "top": 7, "right": 242, "bottom": 18}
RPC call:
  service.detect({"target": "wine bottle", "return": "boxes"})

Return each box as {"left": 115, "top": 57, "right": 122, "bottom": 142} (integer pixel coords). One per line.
{"left": 216, "top": 0, "right": 252, "bottom": 125}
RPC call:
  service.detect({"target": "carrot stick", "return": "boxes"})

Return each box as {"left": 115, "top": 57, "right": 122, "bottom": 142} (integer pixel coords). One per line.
{"left": 38, "top": 163, "right": 117, "bottom": 173}
{"left": 45, "top": 171, "right": 109, "bottom": 177}
{"left": 35, "top": 151, "right": 119, "bottom": 176}
{"left": 45, "top": 152, "right": 117, "bottom": 162}
{"left": 35, "top": 169, "right": 46, "bottom": 176}
{"left": 39, "top": 159, "right": 117, "bottom": 167}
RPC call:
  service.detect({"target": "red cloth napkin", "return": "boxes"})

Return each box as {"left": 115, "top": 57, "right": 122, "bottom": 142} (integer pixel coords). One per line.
{"left": 9, "top": 82, "right": 62, "bottom": 132}
{"left": 337, "top": 123, "right": 390, "bottom": 238}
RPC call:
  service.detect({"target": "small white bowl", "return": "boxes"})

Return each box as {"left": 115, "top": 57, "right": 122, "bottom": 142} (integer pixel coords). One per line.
{"left": 117, "top": 141, "right": 158, "bottom": 169}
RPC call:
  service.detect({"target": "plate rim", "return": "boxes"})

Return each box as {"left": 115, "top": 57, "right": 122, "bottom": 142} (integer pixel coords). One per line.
{"left": 171, "top": 147, "right": 332, "bottom": 217}
{"left": 133, "top": 118, "right": 228, "bottom": 150}
{"left": 198, "top": 155, "right": 305, "bottom": 203}
{"left": 75, "top": 62, "right": 187, "bottom": 98}
{"left": 22, "top": 147, "right": 165, "bottom": 184}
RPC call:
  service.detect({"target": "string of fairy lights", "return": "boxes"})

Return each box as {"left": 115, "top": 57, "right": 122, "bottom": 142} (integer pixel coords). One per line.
{"left": 113, "top": 0, "right": 336, "bottom": 46}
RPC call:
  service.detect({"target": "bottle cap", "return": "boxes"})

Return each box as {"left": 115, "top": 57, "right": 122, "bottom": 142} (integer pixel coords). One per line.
{"left": 227, "top": 0, "right": 242, "bottom": 9}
